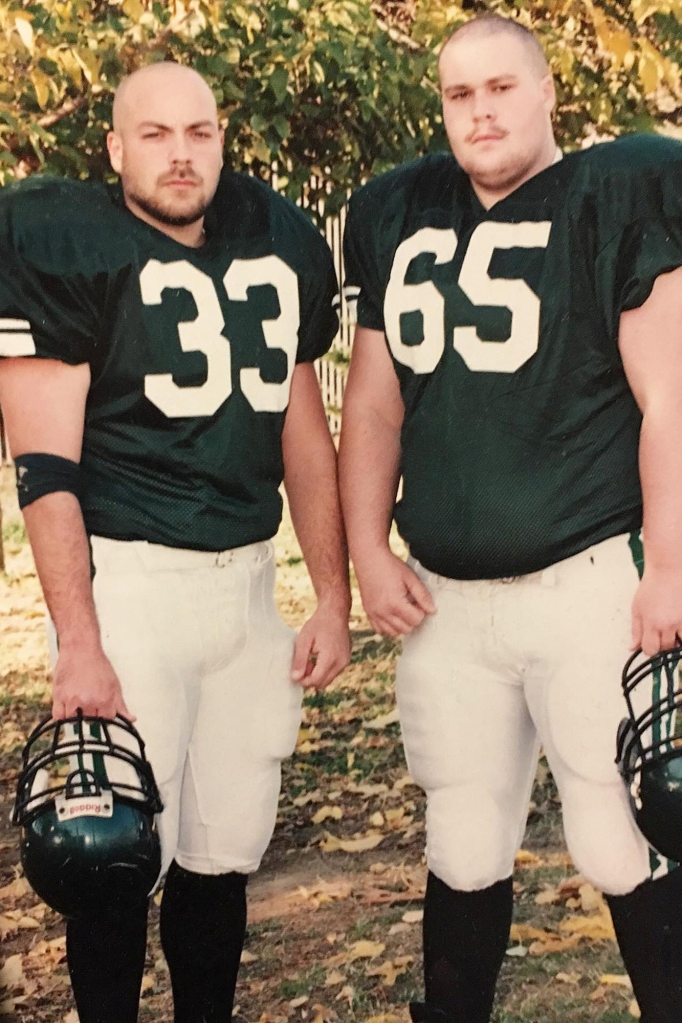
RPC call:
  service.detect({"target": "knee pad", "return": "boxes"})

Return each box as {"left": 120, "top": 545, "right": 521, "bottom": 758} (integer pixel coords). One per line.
{"left": 426, "top": 786, "right": 519, "bottom": 892}
{"left": 561, "top": 783, "right": 651, "bottom": 895}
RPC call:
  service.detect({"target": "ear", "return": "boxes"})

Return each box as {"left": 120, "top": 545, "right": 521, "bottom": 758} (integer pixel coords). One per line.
{"left": 541, "top": 73, "right": 556, "bottom": 114}
{"left": 107, "top": 131, "right": 123, "bottom": 174}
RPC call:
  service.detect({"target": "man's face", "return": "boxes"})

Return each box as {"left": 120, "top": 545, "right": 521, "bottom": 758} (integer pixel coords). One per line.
{"left": 439, "top": 33, "right": 555, "bottom": 204}
{"left": 107, "top": 71, "right": 224, "bottom": 229}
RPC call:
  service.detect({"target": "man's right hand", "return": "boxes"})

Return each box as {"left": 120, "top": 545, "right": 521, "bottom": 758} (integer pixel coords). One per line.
{"left": 51, "top": 641, "right": 134, "bottom": 721}
{"left": 355, "top": 548, "right": 436, "bottom": 637}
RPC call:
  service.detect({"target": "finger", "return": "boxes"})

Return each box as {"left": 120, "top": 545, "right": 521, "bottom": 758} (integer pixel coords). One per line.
{"left": 404, "top": 572, "right": 436, "bottom": 614}
{"left": 630, "top": 609, "right": 643, "bottom": 651}
{"left": 660, "top": 625, "right": 678, "bottom": 652}
{"left": 291, "top": 630, "right": 315, "bottom": 681}
{"left": 641, "top": 625, "right": 662, "bottom": 658}
{"left": 368, "top": 614, "right": 400, "bottom": 638}
{"left": 300, "top": 653, "right": 334, "bottom": 689}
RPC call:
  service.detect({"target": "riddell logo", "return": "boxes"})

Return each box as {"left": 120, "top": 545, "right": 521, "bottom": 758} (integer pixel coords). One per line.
{"left": 55, "top": 791, "right": 114, "bottom": 821}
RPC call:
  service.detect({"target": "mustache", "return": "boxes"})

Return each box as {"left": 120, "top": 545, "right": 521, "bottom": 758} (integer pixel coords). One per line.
{"left": 467, "top": 128, "right": 507, "bottom": 143}
{"left": 157, "top": 169, "right": 202, "bottom": 185}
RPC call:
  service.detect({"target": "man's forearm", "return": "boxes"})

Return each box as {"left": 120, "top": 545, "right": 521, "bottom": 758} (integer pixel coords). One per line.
{"left": 23, "top": 491, "right": 101, "bottom": 648}
{"left": 639, "top": 408, "right": 682, "bottom": 572}
{"left": 338, "top": 403, "right": 402, "bottom": 571}
{"left": 284, "top": 435, "right": 351, "bottom": 613}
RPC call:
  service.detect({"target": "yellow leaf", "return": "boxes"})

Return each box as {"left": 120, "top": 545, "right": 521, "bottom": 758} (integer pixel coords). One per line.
{"left": 13, "top": 16, "right": 34, "bottom": 54}
{"left": 535, "top": 887, "right": 560, "bottom": 905}
{"left": 312, "top": 805, "right": 343, "bottom": 825}
{"left": 600, "top": 974, "right": 633, "bottom": 989}
{"left": 74, "top": 48, "right": 100, "bottom": 86}
{"left": 639, "top": 52, "right": 662, "bottom": 95}
{"left": 366, "top": 959, "right": 408, "bottom": 986}
{"left": 30, "top": 68, "right": 51, "bottom": 110}
{"left": 529, "top": 935, "right": 581, "bottom": 955}
{"left": 346, "top": 939, "right": 385, "bottom": 962}
{"left": 240, "top": 950, "right": 258, "bottom": 963}
{"left": 365, "top": 708, "right": 399, "bottom": 730}
{"left": 324, "top": 970, "right": 345, "bottom": 986}
{"left": 289, "top": 995, "right": 308, "bottom": 1008}
{"left": 320, "top": 831, "right": 385, "bottom": 853}
{"left": 510, "top": 923, "right": 553, "bottom": 943}
{"left": 402, "top": 910, "right": 423, "bottom": 924}
{"left": 140, "top": 974, "right": 155, "bottom": 994}
{"left": 58, "top": 49, "right": 83, "bottom": 88}
{"left": 370, "top": 811, "right": 385, "bottom": 827}
{"left": 123, "top": 0, "right": 145, "bottom": 18}
{"left": 579, "top": 883, "right": 603, "bottom": 913}
{"left": 515, "top": 849, "right": 544, "bottom": 867}
{"left": 0, "top": 954, "right": 25, "bottom": 991}
{"left": 556, "top": 972, "right": 581, "bottom": 983}
{"left": 559, "top": 908, "right": 615, "bottom": 942}
{"left": 629, "top": 998, "right": 641, "bottom": 1018}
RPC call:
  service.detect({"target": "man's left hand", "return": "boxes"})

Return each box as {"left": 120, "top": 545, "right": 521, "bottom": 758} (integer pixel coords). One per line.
{"left": 291, "top": 605, "right": 351, "bottom": 690}
{"left": 631, "top": 567, "right": 682, "bottom": 656}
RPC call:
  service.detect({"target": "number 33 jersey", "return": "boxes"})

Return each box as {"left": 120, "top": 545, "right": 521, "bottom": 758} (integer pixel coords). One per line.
{"left": 344, "top": 134, "right": 682, "bottom": 580}
{"left": 0, "top": 172, "right": 338, "bottom": 550}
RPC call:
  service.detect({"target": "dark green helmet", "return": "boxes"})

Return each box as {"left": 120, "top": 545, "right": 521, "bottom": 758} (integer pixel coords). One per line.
{"left": 617, "top": 646, "right": 682, "bottom": 862}
{"left": 13, "top": 713, "right": 163, "bottom": 919}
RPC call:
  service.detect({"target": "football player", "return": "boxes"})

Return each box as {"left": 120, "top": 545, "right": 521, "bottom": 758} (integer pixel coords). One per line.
{"left": 0, "top": 62, "right": 351, "bottom": 1023}
{"left": 339, "top": 14, "right": 682, "bottom": 1023}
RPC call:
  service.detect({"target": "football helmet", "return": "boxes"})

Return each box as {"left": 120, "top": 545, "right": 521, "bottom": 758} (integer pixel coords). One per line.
{"left": 13, "top": 712, "right": 163, "bottom": 919}
{"left": 617, "top": 645, "right": 682, "bottom": 862}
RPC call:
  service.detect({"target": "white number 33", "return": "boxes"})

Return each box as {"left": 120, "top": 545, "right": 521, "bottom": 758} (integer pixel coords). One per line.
{"left": 141, "top": 256, "right": 299, "bottom": 418}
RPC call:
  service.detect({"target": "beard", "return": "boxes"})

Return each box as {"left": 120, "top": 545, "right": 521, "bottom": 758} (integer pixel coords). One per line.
{"left": 125, "top": 185, "right": 211, "bottom": 227}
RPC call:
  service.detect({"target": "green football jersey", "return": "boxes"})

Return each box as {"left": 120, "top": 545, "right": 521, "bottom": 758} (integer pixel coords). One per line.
{"left": 0, "top": 173, "right": 338, "bottom": 550}
{"left": 344, "top": 134, "right": 682, "bottom": 579}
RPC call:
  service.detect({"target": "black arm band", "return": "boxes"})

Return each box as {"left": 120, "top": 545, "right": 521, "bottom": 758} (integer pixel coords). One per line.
{"left": 14, "top": 452, "right": 82, "bottom": 510}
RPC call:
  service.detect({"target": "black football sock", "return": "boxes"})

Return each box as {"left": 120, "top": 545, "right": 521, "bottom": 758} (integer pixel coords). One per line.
{"left": 66, "top": 898, "right": 149, "bottom": 1023}
{"left": 160, "top": 860, "right": 248, "bottom": 1023}
{"left": 606, "top": 866, "right": 682, "bottom": 1023}
{"left": 418, "top": 871, "right": 513, "bottom": 1023}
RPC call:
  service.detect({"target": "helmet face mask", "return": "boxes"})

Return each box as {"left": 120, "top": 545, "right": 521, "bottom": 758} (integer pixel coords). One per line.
{"left": 13, "top": 713, "right": 163, "bottom": 919}
{"left": 617, "top": 646, "right": 682, "bottom": 862}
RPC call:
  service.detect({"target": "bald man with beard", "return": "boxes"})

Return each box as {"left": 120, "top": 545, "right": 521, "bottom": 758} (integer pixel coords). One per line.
{"left": 0, "top": 63, "right": 351, "bottom": 1023}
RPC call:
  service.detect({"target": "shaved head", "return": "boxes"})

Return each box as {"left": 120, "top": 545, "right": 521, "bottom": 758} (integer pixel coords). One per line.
{"left": 439, "top": 14, "right": 549, "bottom": 80}
{"left": 107, "top": 62, "right": 223, "bottom": 245}
{"left": 112, "top": 63, "right": 219, "bottom": 134}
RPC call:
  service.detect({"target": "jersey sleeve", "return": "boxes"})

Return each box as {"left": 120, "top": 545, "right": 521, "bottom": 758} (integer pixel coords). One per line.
{"left": 295, "top": 230, "right": 339, "bottom": 363}
{"left": 343, "top": 187, "right": 386, "bottom": 332}
{"left": 591, "top": 139, "right": 682, "bottom": 334}
{"left": 0, "top": 186, "right": 100, "bottom": 366}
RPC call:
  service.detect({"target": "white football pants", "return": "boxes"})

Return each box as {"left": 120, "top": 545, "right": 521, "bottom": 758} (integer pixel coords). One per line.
{"left": 82, "top": 536, "right": 300, "bottom": 878}
{"left": 398, "top": 532, "right": 656, "bottom": 897}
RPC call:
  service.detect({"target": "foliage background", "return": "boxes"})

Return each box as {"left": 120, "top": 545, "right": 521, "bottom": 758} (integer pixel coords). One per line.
{"left": 2, "top": 0, "right": 682, "bottom": 217}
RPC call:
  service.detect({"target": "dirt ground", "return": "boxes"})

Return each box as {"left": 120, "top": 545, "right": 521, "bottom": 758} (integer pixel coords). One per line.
{"left": 0, "top": 466, "right": 640, "bottom": 1023}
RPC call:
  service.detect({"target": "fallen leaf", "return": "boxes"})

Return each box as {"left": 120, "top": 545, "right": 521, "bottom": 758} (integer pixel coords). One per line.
{"left": 505, "top": 945, "right": 528, "bottom": 957}
{"left": 0, "top": 954, "right": 25, "bottom": 991}
{"left": 535, "top": 887, "right": 561, "bottom": 905}
{"left": 324, "top": 970, "right": 345, "bottom": 986}
{"left": 529, "top": 935, "right": 581, "bottom": 955}
{"left": 509, "top": 923, "right": 553, "bottom": 943}
{"left": 555, "top": 972, "right": 581, "bottom": 984}
{"left": 140, "top": 974, "right": 155, "bottom": 994}
{"left": 600, "top": 974, "right": 632, "bottom": 989}
{"left": 240, "top": 950, "right": 258, "bottom": 964}
{"left": 365, "top": 708, "right": 399, "bottom": 730}
{"left": 289, "top": 995, "right": 308, "bottom": 1008}
{"left": 347, "top": 940, "right": 385, "bottom": 962}
{"left": 629, "top": 998, "right": 641, "bottom": 1018}
{"left": 388, "top": 923, "right": 410, "bottom": 936}
{"left": 402, "top": 910, "right": 423, "bottom": 924}
{"left": 320, "top": 832, "right": 385, "bottom": 853}
{"left": 579, "top": 884, "right": 603, "bottom": 913}
{"left": 514, "top": 849, "right": 544, "bottom": 867}
{"left": 370, "top": 811, "right": 385, "bottom": 828}
{"left": 63, "top": 1012, "right": 79, "bottom": 1023}
{"left": 312, "top": 805, "right": 343, "bottom": 825}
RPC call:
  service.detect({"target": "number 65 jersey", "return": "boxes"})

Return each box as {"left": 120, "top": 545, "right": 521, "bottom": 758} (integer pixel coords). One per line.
{"left": 0, "top": 172, "right": 338, "bottom": 550}
{"left": 344, "top": 134, "right": 682, "bottom": 580}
